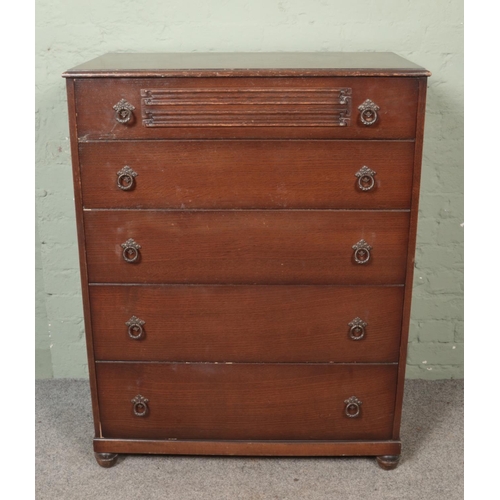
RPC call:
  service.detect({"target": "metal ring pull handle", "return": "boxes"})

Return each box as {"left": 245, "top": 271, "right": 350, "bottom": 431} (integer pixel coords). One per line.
{"left": 117, "top": 166, "right": 138, "bottom": 191}
{"left": 358, "top": 99, "right": 380, "bottom": 126}
{"left": 131, "top": 395, "right": 149, "bottom": 417}
{"left": 121, "top": 238, "right": 141, "bottom": 263}
{"left": 113, "top": 99, "right": 135, "bottom": 124}
{"left": 352, "top": 239, "right": 372, "bottom": 265}
{"left": 344, "top": 396, "right": 362, "bottom": 418}
{"left": 126, "top": 316, "right": 145, "bottom": 340}
{"left": 355, "top": 166, "right": 376, "bottom": 191}
{"left": 348, "top": 317, "right": 367, "bottom": 340}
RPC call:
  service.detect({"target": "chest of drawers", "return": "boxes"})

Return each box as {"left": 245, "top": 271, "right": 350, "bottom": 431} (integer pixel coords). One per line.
{"left": 63, "top": 52, "right": 429, "bottom": 470}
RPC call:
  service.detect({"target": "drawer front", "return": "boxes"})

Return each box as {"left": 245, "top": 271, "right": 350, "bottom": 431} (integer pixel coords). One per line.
{"left": 84, "top": 210, "right": 410, "bottom": 284}
{"left": 75, "top": 77, "right": 418, "bottom": 140}
{"left": 96, "top": 363, "right": 398, "bottom": 440}
{"left": 80, "top": 141, "right": 415, "bottom": 210}
{"left": 90, "top": 285, "right": 404, "bottom": 362}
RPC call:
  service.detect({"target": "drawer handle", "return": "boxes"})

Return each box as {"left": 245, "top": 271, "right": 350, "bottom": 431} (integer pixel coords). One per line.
{"left": 348, "top": 317, "right": 367, "bottom": 340}
{"left": 355, "top": 166, "right": 376, "bottom": 191}
{"left": 126, "top": 316, "right": 145, "bottom": 340}
{"left": 131, "top": 395, "right": 149, "bottom": 417}
{"left": 344, "top": 396, "right": 362, "bottom": 418}
{"left": 121, "top": 238, "right": 141, "bottom": 263}
{"left": 117, "top": 166, "right": 138, "bottom": 191}
{"left": 358, "top": 99, "right": 380, "bottom": 126}
{"left": 113, "top": 99, "right": 135, "bottom": 124}
{"left": 352, "top": 239, "right": 372, "bottom": 264}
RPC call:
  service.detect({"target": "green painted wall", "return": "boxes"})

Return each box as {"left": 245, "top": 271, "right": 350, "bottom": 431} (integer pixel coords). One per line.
{"left": 35, "top": 0, "right": 463, "bottom": 379}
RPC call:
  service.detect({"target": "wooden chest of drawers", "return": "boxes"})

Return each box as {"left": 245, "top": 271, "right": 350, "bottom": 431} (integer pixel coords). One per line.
{"left": 63, "top": 52, "right": 429, "bottom": 470}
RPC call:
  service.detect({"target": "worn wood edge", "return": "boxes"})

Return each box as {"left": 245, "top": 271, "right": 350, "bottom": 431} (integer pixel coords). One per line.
{"left": 82, "top": 208, "right": 412, "bottom": 213}
{"left": 66, "top": 78, "right": 102, "bottom": 438}
{"left": 93, "top": 439, "right": 401, "bottom": 456}
{"left": 88, "top": 283, "right": 405, "bottom": 288}
{"left": 77, "top": 138, "right": 417, "bottom": 144}
{"left": 94, "top": 360, "right": 399, "bottom": 366}
{"left": 62, "top": 69, "right": 431, "bottom": 78}
{"left": 78, "top": 134, "right": 418, "bottom": 142}
{"left": 392, "top": 77, "right": 429, "bottom": 439}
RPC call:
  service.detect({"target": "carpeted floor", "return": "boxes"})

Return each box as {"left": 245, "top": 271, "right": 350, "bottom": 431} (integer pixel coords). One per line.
{"left": 36, "top": 379, "right": 463, "bottom": 500}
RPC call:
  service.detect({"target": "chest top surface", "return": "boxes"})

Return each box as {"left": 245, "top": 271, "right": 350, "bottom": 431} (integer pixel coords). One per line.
{"left": 62, "top": 52, "right": 430, "bottom": 78}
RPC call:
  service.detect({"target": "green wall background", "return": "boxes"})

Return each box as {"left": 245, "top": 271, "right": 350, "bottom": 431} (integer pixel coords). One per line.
{"left": 35, "top": 0, "right": 463, "bottom": 379}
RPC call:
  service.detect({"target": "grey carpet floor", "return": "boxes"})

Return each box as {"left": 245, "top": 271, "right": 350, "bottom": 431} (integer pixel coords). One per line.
{"left": 36, "top": 379, "right": 463, "bottom": 500}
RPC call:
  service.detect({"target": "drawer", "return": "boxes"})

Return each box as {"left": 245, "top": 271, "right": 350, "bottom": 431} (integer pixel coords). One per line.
{"left": 80, "top": 141, "right": 415, "bottom": 210}
{"left": 96, "top": 363, "right": 398, "bottom": 440}
{"left": 90, "top": 285, "right": 404, "bottom": 362}
{"left": 75, "top": 77, "right": 418, "bottom": 140}
{"left": 84, "top": 210, "right": 410, "bottom": 284}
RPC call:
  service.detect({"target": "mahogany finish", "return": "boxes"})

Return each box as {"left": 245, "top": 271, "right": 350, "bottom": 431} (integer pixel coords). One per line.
{"left": 65, "top": 79, "right": 103, "bottom": 436}
{"left": 84, "top": 210, "right": 410, "bottom": 285}
{"left": 63, "top": 52, "right": 430, "bottom": 78}
{"left": 392, "top": 78, "right": 429, "bottom": 440}
{"left": 90, "top": 285, "right": 404, "bottom": 362}
{"left": 96, "top": 363, "right": 398, "bottom": 440}
{"left": 63, "top": 52, "right": 429, "bottom": 470}
{"left": 93, "top": 439, "right": 402, "bottom": 457}
{"left": 74, "top": 77, "right": 418, "bottom": 140}
{"left": 79, "top": 140, "right": 415, "bottom": 210}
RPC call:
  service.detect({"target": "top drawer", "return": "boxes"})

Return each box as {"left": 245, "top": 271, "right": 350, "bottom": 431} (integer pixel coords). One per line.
{"left": 74, "top": 77, "right": 419, "bottom": 140}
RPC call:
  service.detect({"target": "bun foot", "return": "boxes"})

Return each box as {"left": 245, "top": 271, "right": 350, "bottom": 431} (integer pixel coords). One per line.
{"left": 376, "top": 455, "right": 400, "bottom": 470}
{"left": 95, "top": 452, "right": 119, "bottom": 468}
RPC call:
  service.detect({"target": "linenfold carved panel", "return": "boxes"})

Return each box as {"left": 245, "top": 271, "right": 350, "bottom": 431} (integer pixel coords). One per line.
{"left": 140, "top": 87, "right": 352, "bottom": 127}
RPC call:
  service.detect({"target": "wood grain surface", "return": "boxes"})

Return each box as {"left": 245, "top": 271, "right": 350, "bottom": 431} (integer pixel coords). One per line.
{"left": 96, "top": 362, "right": 398, "bottom": 440}
{"left": 84, "top": 210, "right": 410, "bottom": 284}
{"left": 75, "top": 77, "right": 418, "bottom": 140}
{"left": 90, "top": 284, "right": 404, "bottom": 362}
{"left": 93, "top": 438, "right": 402, "bottom": 457}
{"left": 80, "top": 140, "right": 415, "bottom": 209}
{"left": 63, "top": 52, "right": 430, "bottom": 78}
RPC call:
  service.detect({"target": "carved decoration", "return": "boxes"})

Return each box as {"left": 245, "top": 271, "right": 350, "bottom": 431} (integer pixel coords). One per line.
{"left": 140, "top": 87, "right": 352, "bottom": 128}
{"left": 339, "top": 88, "right": 352, "bottom": 104}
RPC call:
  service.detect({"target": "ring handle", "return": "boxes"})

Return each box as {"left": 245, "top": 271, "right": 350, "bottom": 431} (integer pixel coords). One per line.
{"left": 352, "top": 239, "right": 372, "bottom": 265}
{"left": 131, "top": 395, "right": 149, "bottom": 417}
{"left": 121, "top": 238, "right": 141, "bottom": 263}
{"left": 126, "top": 316, "right": 145, "bottom": 340}
{"left": 358, "top": 99, "right": 380, "bottom": 126}
{"left": 113, "top": 99, "right": 135, "bottom": 124}
{"left": 117, "top": 166, "right": 138, "bottom": 191}
{"left": 355, "top": 166, "right": 376, "bottom": 191}
{"left": 348, "top": 317, "right": 367, "bottom": 340}
{"left": 344, "top": 396, "right": 362, "bottom": 418}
